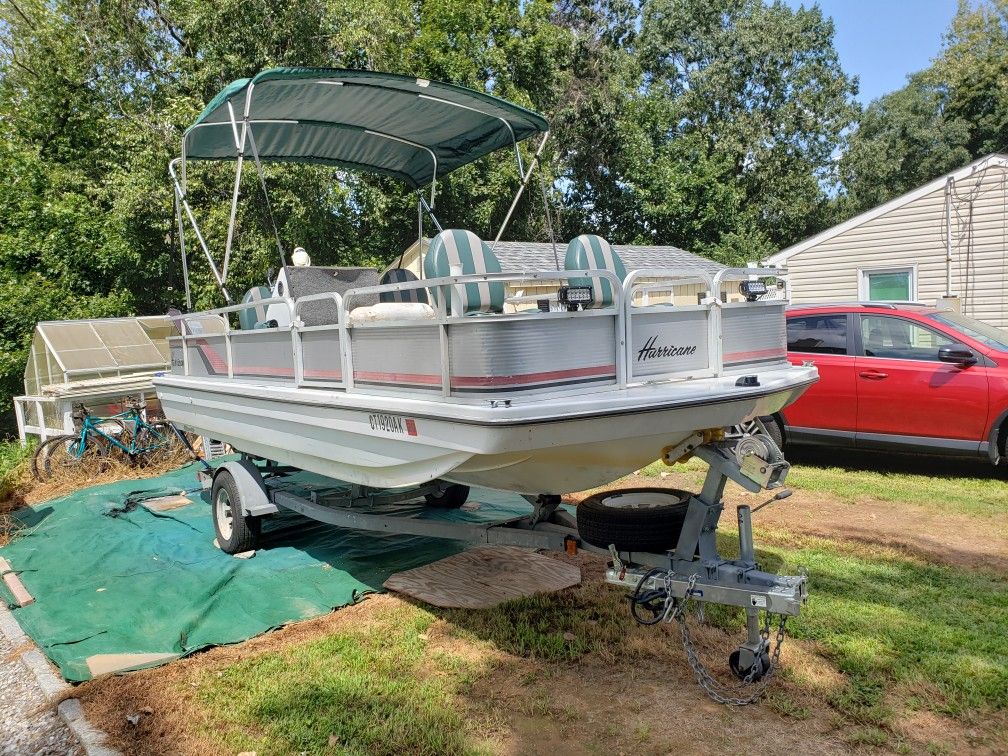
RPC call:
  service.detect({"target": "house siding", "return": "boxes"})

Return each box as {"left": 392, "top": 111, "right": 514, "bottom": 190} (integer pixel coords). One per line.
{"left": 783, "top": 162, "right": 1008, "bottom": 329}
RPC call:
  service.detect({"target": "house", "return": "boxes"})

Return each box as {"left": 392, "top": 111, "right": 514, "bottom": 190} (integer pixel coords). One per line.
{"left": 388, "top": 238, "right": 725, "bottom": 308}
{"left": 765, "top": 154, "right": 1008, "bottom": 328}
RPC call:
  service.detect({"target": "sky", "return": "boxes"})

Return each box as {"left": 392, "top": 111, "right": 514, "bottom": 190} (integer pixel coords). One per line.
{"left": 785, "top": 0, "right": 958, "bottom": 104}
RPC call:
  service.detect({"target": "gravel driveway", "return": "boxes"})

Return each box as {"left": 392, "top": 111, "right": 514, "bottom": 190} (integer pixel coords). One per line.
{"left": 0, "top": 623, "right": 82, "bottom": 756}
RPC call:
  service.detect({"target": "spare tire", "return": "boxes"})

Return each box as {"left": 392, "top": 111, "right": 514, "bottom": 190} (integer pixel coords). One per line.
{"left": 576, "top": 487, "right": 691, "bottom": 553}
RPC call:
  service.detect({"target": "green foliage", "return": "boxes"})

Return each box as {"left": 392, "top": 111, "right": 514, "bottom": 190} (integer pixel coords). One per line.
{"left": 0, "top": 0, "right": 876, "bottom": 425}
{"left": 0, "top": 438, "right": 33, "bottom": 499}
{"left": 841, "top": 0, "right": 1008, "bottom": 214}
{"left": 634, "top": 0, "right": 859, "bottom": 261}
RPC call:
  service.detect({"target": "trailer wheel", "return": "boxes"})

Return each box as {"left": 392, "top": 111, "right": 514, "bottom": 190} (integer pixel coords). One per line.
{"left": 211, "top": 469, "right": 261, "bottom": 554}
{"left": 577, "top": 487, "right": 691, "bottom": 553}
{"left": 424, "top": 483, "right": 470, "bottom": 508}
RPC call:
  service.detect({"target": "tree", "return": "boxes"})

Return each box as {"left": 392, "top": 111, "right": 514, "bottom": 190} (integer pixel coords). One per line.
{"left": 839, "top": 0, "right": 1007, "bottom": 214}
{"left": 934, "top": 0, "right": 1008, "bottom": 157}
{"left": 632, "top": 0, "right": 859, "bottom": 263}
{"left": 840, "top": 75, "right": 972, "bottom": 214}
{"left": 0, "top": 0, "right": 862, "bottom": 430}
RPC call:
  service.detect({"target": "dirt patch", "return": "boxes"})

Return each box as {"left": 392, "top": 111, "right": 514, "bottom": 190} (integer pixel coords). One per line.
{"left": 72, "top": 595, "right": 406, "bottom": 756}
{"left": 567, "top": 472, "right": 1008, "bottom": 572}
{"left": 75, "top": 551, "right": 1007, "bottom": 756}
{"left": 77, "top": 579, "right": 856, "bottom": 756}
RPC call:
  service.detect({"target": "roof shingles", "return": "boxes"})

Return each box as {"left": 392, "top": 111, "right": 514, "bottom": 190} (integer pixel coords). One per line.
{"left": 484, "top": 241, "right": 723, "bottom": 274}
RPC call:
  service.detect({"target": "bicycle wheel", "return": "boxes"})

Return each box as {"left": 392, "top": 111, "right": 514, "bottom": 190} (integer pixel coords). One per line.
{"left": 32, "top": 435, "right": 73, "bottom": 481}
{"left": 40, "top": 432, "right": 111, "bottom": 480}
{"left": 135, "top": 421, "right": 193, "bottom": 467}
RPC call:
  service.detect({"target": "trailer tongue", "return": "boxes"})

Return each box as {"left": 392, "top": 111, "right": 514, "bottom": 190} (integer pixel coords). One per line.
{"left": 204, "top": 427, "right": 805, "bottom": 702}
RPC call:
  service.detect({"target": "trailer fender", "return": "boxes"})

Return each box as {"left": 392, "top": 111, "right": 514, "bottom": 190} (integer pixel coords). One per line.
{"left": 214, "top": 460, "right": 279, "bottom": 517}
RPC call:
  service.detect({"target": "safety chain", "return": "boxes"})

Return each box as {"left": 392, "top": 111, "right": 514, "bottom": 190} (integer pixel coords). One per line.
{"left": 632, "top": 570, "right": 788, "bottom": 706}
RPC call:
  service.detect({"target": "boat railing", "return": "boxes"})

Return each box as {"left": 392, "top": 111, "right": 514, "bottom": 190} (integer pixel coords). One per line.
{"left": 168, "top": 266, "right": 790, "bottom": 397}
{"left": 622, "top": 268, "right": 718, "bottom": 382}
{"left": 340, "top": 270, "right": 626, "bottom": 395}
{"left": 172, "top": 295, "right": 294, "bottom": 379}
{"left": 711, "top": 267, "right": 789, "bottom": 372}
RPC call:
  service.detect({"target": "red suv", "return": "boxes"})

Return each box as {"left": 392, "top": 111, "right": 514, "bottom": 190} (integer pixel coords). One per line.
{"left": 759, "top": 303, "right": 1008, "bottom": 467}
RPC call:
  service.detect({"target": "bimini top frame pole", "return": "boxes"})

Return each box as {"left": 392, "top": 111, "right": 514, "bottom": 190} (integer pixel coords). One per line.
{"left": 172, "top": 68, "right": 548, "bottom": 304}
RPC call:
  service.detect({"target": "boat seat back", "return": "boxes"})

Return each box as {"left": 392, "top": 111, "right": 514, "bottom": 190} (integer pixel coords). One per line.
{"left": 238, "top": 286, "right": 272, "bottom": 330}
{"left": 564, "top": 235, "right": 626, "bottom": 308}
{"left": 423, "top": 229, "right": 504, "bottom": 315}
{"left": 379, "top": 268, "right": 428, "bottom": 304}
{"left": 282, "top": 265, "right": 380, "bottom": 326}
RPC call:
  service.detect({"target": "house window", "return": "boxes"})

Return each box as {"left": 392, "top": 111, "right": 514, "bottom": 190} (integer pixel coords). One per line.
{"left": 858, "top": 267, "right": 915, "bottom": 302}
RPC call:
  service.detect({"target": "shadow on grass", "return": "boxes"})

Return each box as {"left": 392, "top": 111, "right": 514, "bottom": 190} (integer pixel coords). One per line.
{"left": 786, "top": 446, "right": 1000, "bottom": 479}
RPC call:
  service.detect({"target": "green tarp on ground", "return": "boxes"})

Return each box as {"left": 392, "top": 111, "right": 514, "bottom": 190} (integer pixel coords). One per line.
{"left": 0, "top": 461, "right": 532, "bottom": 681}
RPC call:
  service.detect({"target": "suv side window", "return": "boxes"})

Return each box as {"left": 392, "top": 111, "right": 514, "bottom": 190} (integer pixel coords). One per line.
{"left": 860, "top": 314, "right": 954, "bottom": 361}
{"left": 786, "top": 314, "right": 848, "bottom": 355}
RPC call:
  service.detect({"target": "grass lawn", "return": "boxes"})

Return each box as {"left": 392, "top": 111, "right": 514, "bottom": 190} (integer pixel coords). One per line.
{"left": 78, "top": 451, "right": 1008, "bottom": 755}
{"left": 0, "top": 439, "right": 32, "bottom": 496}
{"left": 636, "top": 451, "right": 1008, "bottom": 518}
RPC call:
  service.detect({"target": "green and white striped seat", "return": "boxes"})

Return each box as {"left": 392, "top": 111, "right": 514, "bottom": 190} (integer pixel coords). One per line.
{"left": 563, "top": 235, "right": 626, "bottom": 308}
{"left": 238, "top": 286, "right": 272, "bottom": 330}
{"left": 379, "top": 268, "right": 428, "bottom": 303}
{"left": 423, "top": 229, "right": 505, "bottom": 315}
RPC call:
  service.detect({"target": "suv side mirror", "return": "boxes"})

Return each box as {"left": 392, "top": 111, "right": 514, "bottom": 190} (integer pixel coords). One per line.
{"left": 938, "top": 345, "right": 977, "bottom": 367}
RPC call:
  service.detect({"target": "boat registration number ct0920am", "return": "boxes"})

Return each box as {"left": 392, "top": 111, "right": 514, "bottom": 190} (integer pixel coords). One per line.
{"left": 369, "top": 413, "right": 418, "bottom": 436}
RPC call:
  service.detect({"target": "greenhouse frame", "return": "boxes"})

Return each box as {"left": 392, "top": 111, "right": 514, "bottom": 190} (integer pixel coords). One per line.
{"left": 15, "top": 316, "right": 177, "bottom": 442}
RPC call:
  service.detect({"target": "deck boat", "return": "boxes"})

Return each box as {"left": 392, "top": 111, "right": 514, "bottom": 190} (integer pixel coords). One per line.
{"left": 155, "top": 68, "right": 817, "bottom": 497}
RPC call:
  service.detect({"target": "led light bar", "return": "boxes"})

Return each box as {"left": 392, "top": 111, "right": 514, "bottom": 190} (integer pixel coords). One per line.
{"left": 558, "top": 286, "right": 594, "bottom": 311}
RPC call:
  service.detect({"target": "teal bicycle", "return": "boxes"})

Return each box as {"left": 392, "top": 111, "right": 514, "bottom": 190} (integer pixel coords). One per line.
{"left": 32, "top": 401, "right": 192, "bottom": 481}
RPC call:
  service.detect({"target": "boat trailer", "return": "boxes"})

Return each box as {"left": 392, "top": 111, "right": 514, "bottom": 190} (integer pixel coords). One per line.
{"left": 200, "top": 431, "right": 806, "bottom": 704}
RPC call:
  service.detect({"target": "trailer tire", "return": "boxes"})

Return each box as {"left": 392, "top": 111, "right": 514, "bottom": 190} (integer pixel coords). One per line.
{"left": 577, "top": 487, "right": 691, "bottom": 553}
{"left": 424, "top": 483, "right": 470, "bottom": 508}
{"left": 212, "top": 469, "right": 261, "bottom": 554}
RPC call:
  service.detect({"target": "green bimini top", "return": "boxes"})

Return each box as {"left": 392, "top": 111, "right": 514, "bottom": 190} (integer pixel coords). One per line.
{"left": 183, "top": 68, "right": 549, "bottom": 188}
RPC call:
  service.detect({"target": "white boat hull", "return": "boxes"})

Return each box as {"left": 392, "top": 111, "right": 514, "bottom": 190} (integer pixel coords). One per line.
{"left": 155, "top": 366, "right": 815, "bottom": 494}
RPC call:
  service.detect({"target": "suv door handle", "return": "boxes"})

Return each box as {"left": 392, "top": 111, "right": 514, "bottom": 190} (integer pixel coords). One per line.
{"left": 859, "top": 370, "right": 888, "bottom": 380}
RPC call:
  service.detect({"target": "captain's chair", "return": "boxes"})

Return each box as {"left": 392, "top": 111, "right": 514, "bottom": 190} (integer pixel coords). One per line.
{"left": 564, "top": 234, "right": 626, "bottom": 308}
{"left": 423, "top": 229, "right": 505, "bottom": 315}
{"left": 238, "top": 286, "right": 272, "bottom": 330}
{"left": 379, "top": 267, "right": 428, "bottom": 304}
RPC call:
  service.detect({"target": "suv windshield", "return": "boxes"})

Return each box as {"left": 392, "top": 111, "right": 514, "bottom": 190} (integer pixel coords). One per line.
{"left": 928, "top": 311, "right": 1008, "bottom": 352}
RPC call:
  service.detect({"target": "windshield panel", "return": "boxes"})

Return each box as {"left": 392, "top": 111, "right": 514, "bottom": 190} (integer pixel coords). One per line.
{"left": 928, "top": 311, "right": 1008, "bottom": 352}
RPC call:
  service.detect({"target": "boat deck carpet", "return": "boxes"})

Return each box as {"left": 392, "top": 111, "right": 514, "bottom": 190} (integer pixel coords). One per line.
{"left": 383, "top": 545, "right": 581, "bottom": 608}
{"left": 0, "top": 460, "right": 534, "bottom": 682}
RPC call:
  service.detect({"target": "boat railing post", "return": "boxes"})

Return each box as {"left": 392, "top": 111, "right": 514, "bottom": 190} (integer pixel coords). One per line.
{"left": 610, "top": 270, "right": 627, "bottom": 388}
{"left": 438, "top": 283, "right": 450, "bottom": 397}
{"left": 180, "top": 321, "right": 189, "bottom": 377}
{"left": 290, "top": 297, "right": 303, "bottom": 388}
{"left": 337, "top": 292, "right": 352, "bottom": 390}
{"left": 224, "top": 314, "right": 234, "bottom": 379}
{"left": 622, "top": 269, "right": 639, "bottom": 384}
{"left": 709, "top": 296, "right": 723, "bottom": 377}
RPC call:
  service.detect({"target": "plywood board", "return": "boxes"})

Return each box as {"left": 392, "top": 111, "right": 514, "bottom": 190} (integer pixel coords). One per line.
{"left": 141, "top": 495, "right": 192, "bottom": 512}
{"left": 3, "top": 571, "right": 35, "bottom": 607}
{"left": 85, "top": 652, "right": 180, "bottom": 677}
{"left": 383, "top": 546, "right": 581, "bottom": 609}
